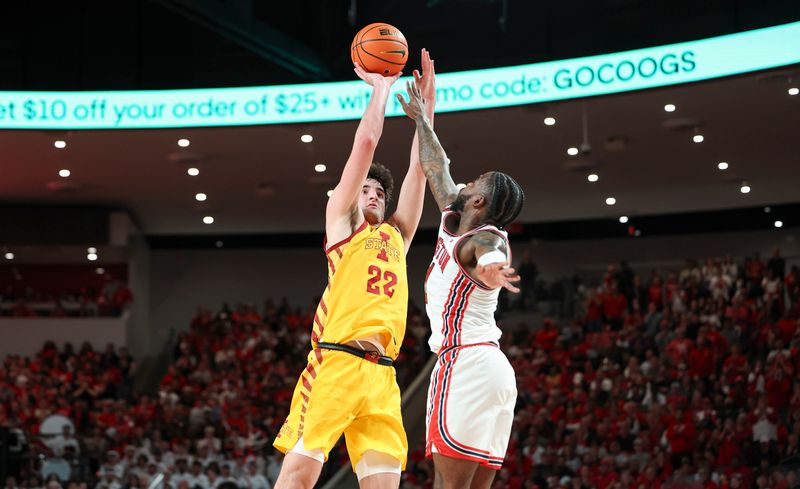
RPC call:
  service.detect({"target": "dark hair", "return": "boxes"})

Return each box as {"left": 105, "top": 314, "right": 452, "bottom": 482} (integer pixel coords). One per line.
{"left": 367, "top": 162, "right": 394, "bottom": 205}
{"left": 485, "top": 172, "right": 524, "bottom": 228}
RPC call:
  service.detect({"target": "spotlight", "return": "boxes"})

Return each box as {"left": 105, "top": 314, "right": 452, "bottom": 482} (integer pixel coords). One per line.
{"left": 664, "top": 104, "right": 676, "bottom": 112}
{"left": 740, "top": 183, "right": 751, "bottom": 194}
{"left": 87, "top": 253, "right": 98, "bottom": 261}
{"left": 774, "top": 220, "right": 784, "bottom": 228}
{"left": 587, "top": 174, "right": 599, "bottom": 183}
{"left": 619, "top": 216, "right": 628, "bottom": 224}
{"left": 693, "top": 134, "right": 704, "bottom": 143}
{"left": 187, "top": 168, "right": 199, "bottom": 176}
{"left": 178, "top": 139, "right": 190, "bottom": 147}
{"left": 87, "top": 247, "right": 97, "bottom": 254}
{"left": 543, "top": 117, "right": 556, "bottom": 126}
{"left": 4, "top": 252, "right": 14, "bottom": 260}
{"left": 203, "top": 216, "right": 214, "bottom": 224}
{"left": 605, "top": 197, "right": 616, "bottom": 206}
{"left": 95, "top": 268, "right": 105, "bottom": 274}
{"left": 789, "top": 87, "right": 799, "bottom": 96}
{"left": 301, "top": 134, "right": 313, "bottom": 143}
{"left": 59, "top": 169, "right": 71, "bottom": 178}
{"left": 195, "top": 193, "right": 207, "bottom": 202}
{"left": 567, "top": 147, "right": 579, "bottom": 156}
{"left": 54, "top": 140, "right": 67, "bottom": 149}
{"left": 717, "top": 162, "right": 728, "bottom": 170}
{"left": 314, "top": 164, "right": 327, "bottom": 173}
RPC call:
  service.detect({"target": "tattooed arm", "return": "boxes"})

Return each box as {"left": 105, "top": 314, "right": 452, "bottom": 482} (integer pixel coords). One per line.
{"left": 457, "top": 231, "right": 520, "bottom": 292}
{"left": 396, "top": 80, "right": 459, "bottom": 212}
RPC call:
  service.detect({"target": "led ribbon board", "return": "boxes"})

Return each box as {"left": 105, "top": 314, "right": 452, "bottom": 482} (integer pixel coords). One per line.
{"left": 1, "top": 21, "right": 798, "bottom": 129}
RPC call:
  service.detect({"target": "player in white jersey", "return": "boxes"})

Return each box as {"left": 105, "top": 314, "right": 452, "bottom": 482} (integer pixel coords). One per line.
{"left": 397, "top": 81, "right": 524, "bottom": 489}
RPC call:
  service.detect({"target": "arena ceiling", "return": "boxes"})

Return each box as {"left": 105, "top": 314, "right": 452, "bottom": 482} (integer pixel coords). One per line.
{"left": 0, "top": 0, "right": 799, "bottom": 237}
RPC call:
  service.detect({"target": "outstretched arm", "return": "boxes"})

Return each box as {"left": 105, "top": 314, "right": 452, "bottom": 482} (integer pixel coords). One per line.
{"left": 396, "top": 79, "right": 459, "bottom": 212}
{"left": 389, "top": 49, "right": 436, "bottom": 253}
{"left": 326, "top": 65, "right": 400, "bottom": 244}
{"left": 458, "top": 231, "right": 520, "bottom": 292}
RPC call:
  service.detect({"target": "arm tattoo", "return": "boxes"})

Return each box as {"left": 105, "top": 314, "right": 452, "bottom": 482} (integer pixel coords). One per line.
{"left": 416, "top": 118, "right": 459, "bottom": 211}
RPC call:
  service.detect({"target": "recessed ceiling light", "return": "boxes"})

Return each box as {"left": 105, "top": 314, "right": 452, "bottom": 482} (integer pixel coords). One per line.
{"left": 58, "top": 169, "right": 71, "bottom": 178}
{"left": 693, "top": 134, "right": 704, "bottom": 143}
{"left": 774, "top": 220, "right": 784, "bottom": 228}
{"left": 740, "top": 183, "right": 751, "bottom": 194}
{"left": 619, "top": 216, "right": 628, "bottom": 223}
{"left": 87, "top": 253, "right": 98, "bottom": 261}
{"left": 605, "top": 197, "right": 616, "bottom": 205}
{"left": 587, "top": 174, "right": 599, "bottom": 183}
{"left": 96, "top": 267, "right": 105, "bottom": 274}
{"left": 178, "top": 138, "right": 190, "bottom": 147}
{"left": 664, "top": 104, "right": 676, "bottom": 112}
{"left": 567, "top": 147, "right": 579, "bottom": 156}
{"left": 54, "top": 140, "right": 67, "bottom": 149}
{"left": 764, "top": 206, "right": 772, "bottom": 213}
{"left": 717, "top": 161, "right": 729, "bottom": 170}
{"left": 456, "top": 183, "right": 466, "bottom": 189}
{"left": 203, "top": 216, "right": 214, "bottom": 224}
{"left": 543, "top": 117, "right": 556, "bottom": 126}
{"left": 326, "top": 189, "right": 334, "bottom": 197}
{"left": 187, "top": 167, "right": 199, "bottom": 176}
{"left": 314, "top": 164, "right": 327, "bottom": 173}
{"left": 634, "top": 229, "right": 642, "bottom": 237}
{"left": 789, "top": 87, "right": 799, "bottom": 96}
{"left": 215, "top": 241, "right": 224, "bottom": 248}
{"left": 301, "top": 134, "right": 313, "bottom": 143}
{"left": 87, "top": 247, "right": 97, "bottom": 254}
{"left": 195, "top": 193, "right": 207, "bottom": 202}
{"left": 4, "top": 252, "right": 13, "bottom": 260}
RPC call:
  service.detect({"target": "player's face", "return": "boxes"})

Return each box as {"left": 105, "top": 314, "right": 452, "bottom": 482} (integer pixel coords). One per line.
{"left": 452, "top": 172, "right": 493, "bottom": 212}
{"left": 360, "top": 178, "right": 386, "bottom": 224}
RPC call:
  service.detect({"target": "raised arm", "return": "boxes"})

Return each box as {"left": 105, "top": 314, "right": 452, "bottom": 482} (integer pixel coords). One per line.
{"left": 388, "top": 49, "right": 436, "bottom": 252}
{"left": 396, "top": 79, "right": 459, "bottom": 212}
{"left": 457, "top": 231, "right": 520, "bottom": 292}
{"left": 326, "top": 65, "right": 400, "bottom": 244}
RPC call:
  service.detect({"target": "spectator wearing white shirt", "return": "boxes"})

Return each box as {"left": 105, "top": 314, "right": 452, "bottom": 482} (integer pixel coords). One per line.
{"left": 238, "top": 459, "right": 270, "bottom": 489}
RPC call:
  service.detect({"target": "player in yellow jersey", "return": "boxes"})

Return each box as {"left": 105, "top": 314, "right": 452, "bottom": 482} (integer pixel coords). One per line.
{"left": 273, "top": 49, "right": 437, "bottom": 489}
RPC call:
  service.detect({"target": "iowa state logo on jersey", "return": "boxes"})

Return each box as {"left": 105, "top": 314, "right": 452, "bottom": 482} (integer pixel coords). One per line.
{"left": 365, "top": 231, "right": 401, "bottom": 263}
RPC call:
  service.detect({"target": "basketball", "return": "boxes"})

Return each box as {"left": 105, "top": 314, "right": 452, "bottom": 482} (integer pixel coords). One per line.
{"left": 351, "top": 23, "right": 408, "bottom": 76}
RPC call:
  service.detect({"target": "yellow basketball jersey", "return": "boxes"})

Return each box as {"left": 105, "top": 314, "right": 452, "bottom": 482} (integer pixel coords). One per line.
{"left": 312, "top": 221, "right": 407, "bottom": 359}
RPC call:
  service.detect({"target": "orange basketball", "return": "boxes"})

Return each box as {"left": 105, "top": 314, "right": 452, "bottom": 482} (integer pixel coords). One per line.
{"left": 351, "top": 23, "right": 408, "bottom": 76}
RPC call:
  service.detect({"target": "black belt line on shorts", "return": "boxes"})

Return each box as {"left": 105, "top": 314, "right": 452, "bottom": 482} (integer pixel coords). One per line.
{"left": 316, "top": 341, "right": 394, "bottom": 366}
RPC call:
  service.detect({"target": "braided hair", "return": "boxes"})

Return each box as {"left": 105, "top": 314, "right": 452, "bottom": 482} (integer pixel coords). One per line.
{"left": 484, "top": 172, "right": 524, "bottom": 228}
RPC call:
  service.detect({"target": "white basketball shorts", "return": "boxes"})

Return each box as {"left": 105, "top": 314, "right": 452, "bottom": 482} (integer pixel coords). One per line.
{"left": 425, "top": 342, "right": 517, "bottom": 469}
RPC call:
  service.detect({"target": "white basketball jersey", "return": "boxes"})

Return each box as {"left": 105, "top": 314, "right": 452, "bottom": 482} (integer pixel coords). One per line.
{"left": 425, "top": 208, "right": 510, "bottom": 354}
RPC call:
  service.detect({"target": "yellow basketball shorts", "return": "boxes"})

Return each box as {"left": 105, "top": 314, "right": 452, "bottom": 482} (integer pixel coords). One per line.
{"left": 273, "top": 348, "right": 408, "bottom": 470}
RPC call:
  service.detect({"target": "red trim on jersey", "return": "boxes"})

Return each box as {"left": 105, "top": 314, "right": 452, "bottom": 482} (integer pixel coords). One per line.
{"left": 305, "top": 363, "right": 317, "bottom": 379}
{"left": 314, "top": 348, "right": 323, "bottom": 364}
{"left": 319, "top": 298, "right": 328, "bottom": 316}
{"left": 455, "top": 285, "right": 476, "bottom": 345}
{"left": 325, "top": 220, "right": 369, "bottom": 254}
{"left": 439, "top": 274, "right": 461, "bottom": 344}
{"left": 445, "top": 280, "right": 473, "bottom": 347}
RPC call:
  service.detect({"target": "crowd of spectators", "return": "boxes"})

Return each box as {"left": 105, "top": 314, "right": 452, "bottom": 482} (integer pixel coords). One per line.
{"left": 0, "top": 280, "right": 133, "bottom": 318}
{"left": 0, "top": 298, "right": 431, "bottom": 489}
{"left": 403, "top": 251, "right": 800, "bottom": 489}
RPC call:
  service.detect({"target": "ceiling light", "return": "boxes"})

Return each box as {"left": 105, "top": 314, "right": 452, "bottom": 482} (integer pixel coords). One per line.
{"left": 605, "top": 197, "right": 616, "bottom": 206}
{"left": 326, "top": 190, "right": 334, "bottom": 197}
{"left": 187, "top": 167, "right": 199, "bottom": 176}
{"left": 764, "top": 206, "right": 771, "bottom": 213}
{"left": 87, "top": 253, "right": 98, "bottom": 261}
{"left": 619, "top": 216, "right": 628, "bottom": 224}
{"left": 314, "top": 164, "right": 327, "bottom": 173}
{"left": 664, "top": 104, "right": 676, "bottom": 112}
{"left": 301, "top": 134, "right": 313, "bottom": 143}
{"left": 740, "top": 183, "right": 751, "bottom": 194}
{"left": 543, "top": 117, "right": 556, "bottom": 126}
{"left": 54, "top": 140, "right": 67, "bottom": 149}
{"left": 587, "top": 174, "right": 599, "bottom": 183}
{"left": 87, "top": 247, "right": 97, "bottom": 254}
{"left": 717, "top": 161, "right": 729, "bottom": 170}
{"left": 215, "top": 241, "right": 224, "bottom": 248}
{"left": 567, "top": 147, "right": 579, "bottom": 156}
{"left": 693, "top": 134, "right": 704, "bottom": 143}
{"left": 774, "top": 220, "right": 784, "bottom": 228}
{"left": 195, "top": 193, "right": 207, "bottom": 202}
{"left": 96, "top": 267, "right": 105, "bottom": 274}
{"left": 4, "top": 252, "right": 13, "bottom": 260}
{"left": 203, "top": 216, "right": 214, "bottom": 224}
{"left": 456, "top": 183, "right": 466, "bottom": 189}
{"left": 634, "top": 229, "right": 642, "bottom": 237}
{"left": 789, "top": 87, "right": 799, "bottom": 96}
{"left": 178, "top": 138, "right": 190, "bottom": 147}
{"left": 59, "top": 169, "right": 71, "bottom": 178}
